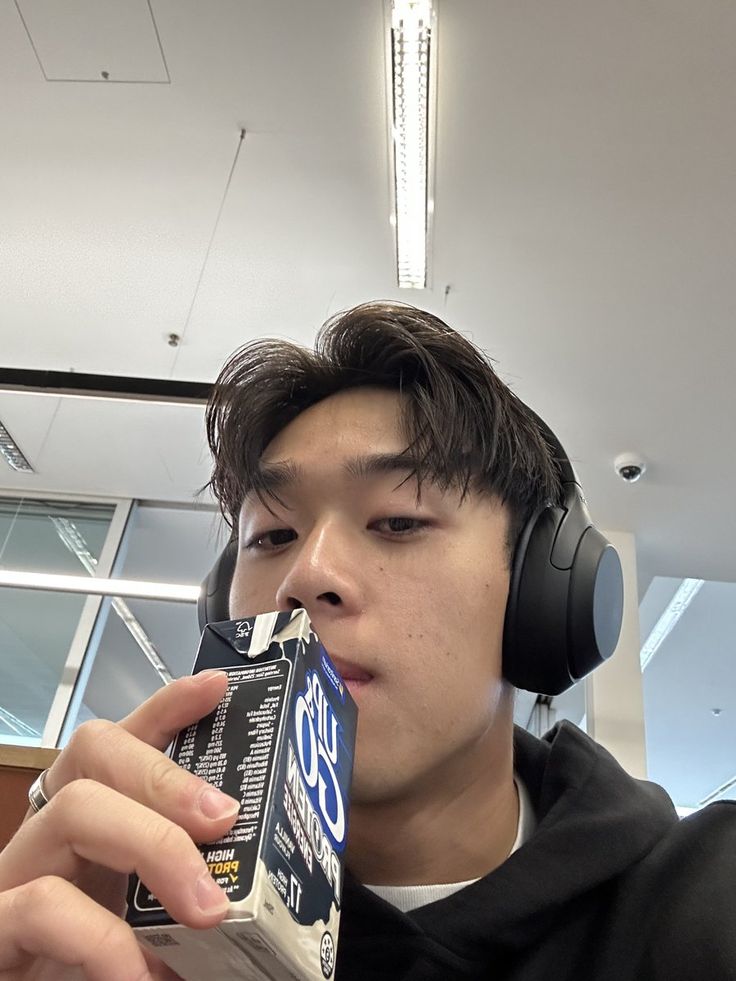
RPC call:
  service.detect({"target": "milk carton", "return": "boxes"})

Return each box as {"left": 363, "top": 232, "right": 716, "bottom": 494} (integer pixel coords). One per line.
{"left": 126, "top": 610, "right": 358, "bottom": 980}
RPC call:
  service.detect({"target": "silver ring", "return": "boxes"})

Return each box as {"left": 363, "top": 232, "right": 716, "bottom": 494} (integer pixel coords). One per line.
{"left": 28, "top": 768, "right": 52, "bottom": 814}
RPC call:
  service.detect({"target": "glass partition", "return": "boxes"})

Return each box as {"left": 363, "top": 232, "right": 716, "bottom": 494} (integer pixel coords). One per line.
{"left": 0, "top": 496, "right": 117, "bottom": 745}
{"left": 0, "top": 497, "right": 114, "bottom": 575}
{"left": 60, "top": 503, "right": 228, "bottom": 743}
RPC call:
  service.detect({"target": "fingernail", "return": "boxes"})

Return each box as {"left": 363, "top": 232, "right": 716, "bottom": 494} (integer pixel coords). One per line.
{"left": 199, "top": 786, "right": 240, "bottom": 820}
{"left": 196, "top": 871, "right": 230, "bottom": 914}
{"left": 193, "top": 670, "right": 227, "bottom": 686}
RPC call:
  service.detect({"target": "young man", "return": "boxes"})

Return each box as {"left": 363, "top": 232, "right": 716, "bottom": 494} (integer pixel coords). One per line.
{"left": 0, "top": 303, "right": 733, "bottom": 980}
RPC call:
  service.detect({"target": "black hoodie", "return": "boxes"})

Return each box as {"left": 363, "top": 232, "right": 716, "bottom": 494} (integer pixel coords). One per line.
{"left": 335, "top": 721, "right": 736, "bottom": 980}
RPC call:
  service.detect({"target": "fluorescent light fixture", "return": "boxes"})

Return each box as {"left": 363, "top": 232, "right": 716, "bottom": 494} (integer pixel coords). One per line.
{"left": 0, "top": 419, "right": 34, "bottom": 473}
{"left": 0, "top": 569, "right": 200, "bottom": 603}
{"left": 640, "top": 578, "right": 704, "bottom": 671}
{"left": 388, "top": 0, "right": 437, "bottom": 289}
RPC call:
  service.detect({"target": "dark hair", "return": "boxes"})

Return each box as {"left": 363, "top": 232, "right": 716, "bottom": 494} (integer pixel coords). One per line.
{"left": 206, "top": 302, "right": 563, "bottom": 564}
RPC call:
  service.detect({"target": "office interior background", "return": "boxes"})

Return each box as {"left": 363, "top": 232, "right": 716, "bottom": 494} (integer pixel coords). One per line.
{"left": 0, "top": 0, "right": 734, "bottom": 818}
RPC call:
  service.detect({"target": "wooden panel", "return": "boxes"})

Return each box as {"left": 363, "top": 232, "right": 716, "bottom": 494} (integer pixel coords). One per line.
{"left": 0, "top": 746, "right": 60, "bottom": 850}
{"left": 0, "top": 745, "right": 60, "bottom": 770}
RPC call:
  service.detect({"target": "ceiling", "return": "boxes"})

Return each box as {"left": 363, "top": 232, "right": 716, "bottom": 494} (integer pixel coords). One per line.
{"left": 0, "top": 1, "right": 734, "bottom": 805}
{"left": 1, "top": 0, "right": 734, "bottom": 589}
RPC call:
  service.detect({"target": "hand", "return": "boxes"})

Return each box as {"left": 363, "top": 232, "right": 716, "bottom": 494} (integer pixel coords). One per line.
{"left": 0, "top": 671, "right": 239, "bottom": 980}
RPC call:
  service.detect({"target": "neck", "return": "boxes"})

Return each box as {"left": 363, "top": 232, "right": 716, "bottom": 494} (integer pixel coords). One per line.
{"left": 346, "top": 717, "right": 518, "bottom": 887}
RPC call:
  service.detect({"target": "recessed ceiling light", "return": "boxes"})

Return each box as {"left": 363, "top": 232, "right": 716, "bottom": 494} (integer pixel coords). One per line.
{"left": 0, "top": 419, "right": 34, "bottom": 473}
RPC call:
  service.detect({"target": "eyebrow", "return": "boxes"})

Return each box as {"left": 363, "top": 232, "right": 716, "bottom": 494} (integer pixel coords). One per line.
{"left": 251, "top": 452, "right": 418, "bottom": 500}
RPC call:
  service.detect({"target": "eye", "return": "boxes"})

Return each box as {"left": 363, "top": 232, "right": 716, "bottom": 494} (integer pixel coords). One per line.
{"left": 371, "top": 517, "right": 428, "bottom": 537}
{"left": 245, "top": 528, "right": 296, "bottom": 551}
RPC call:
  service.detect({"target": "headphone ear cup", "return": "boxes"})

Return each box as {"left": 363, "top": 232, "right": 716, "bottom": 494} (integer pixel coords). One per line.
{"left": 503, "top": 506, "right": 574, "bottom": 695}
{"left": 503, "top": 508, "right": 624, "bottom": 696}
{"left": 568, "top": 526, "right": 624, "bottom": 680}
{"left": 198, "top": 538, "right": 239, "bottom": 631}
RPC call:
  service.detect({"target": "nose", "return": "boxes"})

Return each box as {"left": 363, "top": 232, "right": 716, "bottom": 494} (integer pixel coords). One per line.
{"left": 275, "top": 519, "right": 363, "bottom": 619}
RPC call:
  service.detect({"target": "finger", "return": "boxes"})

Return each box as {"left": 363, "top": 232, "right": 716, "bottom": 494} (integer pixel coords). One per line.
{"left": 40, "top": 669, "right": 236, "bottom": 842}
{"left": 0, "top": 876, "right": 153, "bottom": 981}
{"left": 45, "top": 671, "right": 228, "bottom": 812}
{"left": 38, "top": 717, "right": 239, "bottom": 845}
{"left": 121, "top": 670, "right": 229, "bottom": 749}
{"left": 0, "top": 781, "right": 230, "bottom": 928}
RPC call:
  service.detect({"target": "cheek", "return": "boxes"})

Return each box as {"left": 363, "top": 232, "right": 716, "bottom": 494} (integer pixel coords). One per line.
{"left": 368, "top": 541, "right": 510, "bottom": 687}
{"left": 379, "top": 551, "right": 510, "bottom": 726}
{"left": 229, "top": 564, "right": 280, "bottom": 617}
{"left": 398, "top": 546, "right": 510, "bottom": 659}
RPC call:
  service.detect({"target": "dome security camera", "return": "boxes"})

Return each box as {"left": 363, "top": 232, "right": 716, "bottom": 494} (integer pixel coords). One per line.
{"left": 614, "top": 453, "right": 646, "bottom": 483}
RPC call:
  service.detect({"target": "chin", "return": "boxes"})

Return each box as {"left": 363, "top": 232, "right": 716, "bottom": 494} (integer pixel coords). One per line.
{"left": 349, "top": 766, "right": 399, "bottom": 807}
{"left": 349, "top": 757, "right": 426, "bottom": 808}
{"left": 349, "top": 784, "right": 401, "bottom": 809}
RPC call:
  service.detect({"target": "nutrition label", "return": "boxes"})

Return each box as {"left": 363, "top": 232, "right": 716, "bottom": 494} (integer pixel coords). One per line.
{"left": 189, "top": 663, "right": 287, "bottom": 839}
{"left": 134, "top": 659, "right": 290, "bottom": 910}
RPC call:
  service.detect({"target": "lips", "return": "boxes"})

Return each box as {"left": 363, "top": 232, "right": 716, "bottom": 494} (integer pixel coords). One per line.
{"left": 328, "top": 655, "right": 374, "bottom": 684}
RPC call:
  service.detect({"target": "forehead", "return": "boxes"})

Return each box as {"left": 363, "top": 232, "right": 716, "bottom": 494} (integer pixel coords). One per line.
{"left": 261, "top": 387, "right": 407, "bottom": 463}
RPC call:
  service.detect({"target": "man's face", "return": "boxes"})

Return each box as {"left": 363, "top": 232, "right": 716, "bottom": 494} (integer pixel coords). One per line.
{"left": 231, "top": 387, "right": 514, "bottom": 807}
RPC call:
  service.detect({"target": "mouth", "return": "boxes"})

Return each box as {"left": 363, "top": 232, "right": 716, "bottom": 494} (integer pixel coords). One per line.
{"left": 329, "top": 655, "right": 374, "bottom": 691}
{"left": 343, "top": 677, "right": 371, "bottom": 697}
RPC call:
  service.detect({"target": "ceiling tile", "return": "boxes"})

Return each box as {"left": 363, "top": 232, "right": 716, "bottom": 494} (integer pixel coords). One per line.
{"left": 16, "top": 0, "right": 168, "bottom": 82}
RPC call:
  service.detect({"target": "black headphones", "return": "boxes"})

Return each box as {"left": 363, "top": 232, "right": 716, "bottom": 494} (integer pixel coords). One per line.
{"left": 197, "top": 408, "right": 624, "bottom": 696}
